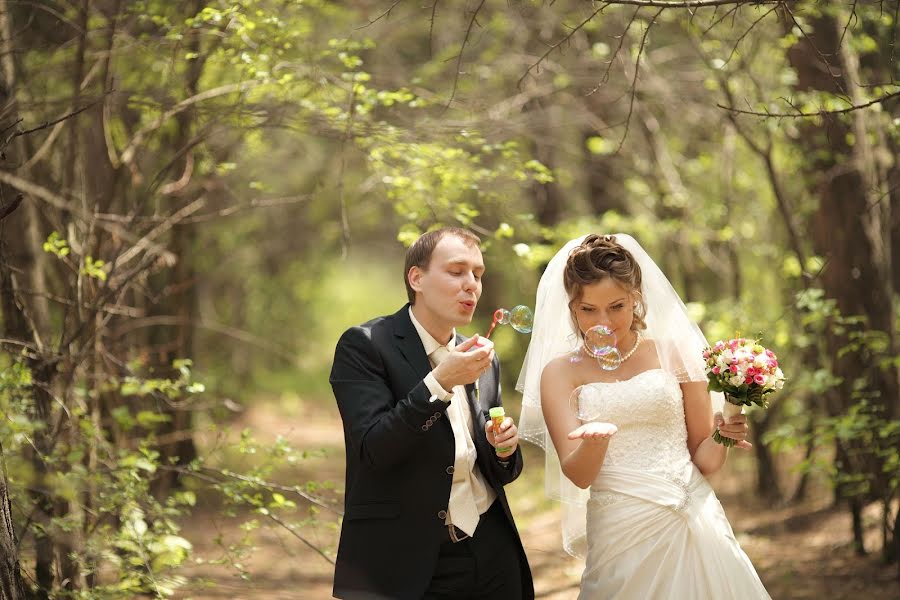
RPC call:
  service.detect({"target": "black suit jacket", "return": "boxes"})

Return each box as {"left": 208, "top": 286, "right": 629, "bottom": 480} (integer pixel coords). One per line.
{"left": 329, "top": 305, "right": 534, "bottom": 600}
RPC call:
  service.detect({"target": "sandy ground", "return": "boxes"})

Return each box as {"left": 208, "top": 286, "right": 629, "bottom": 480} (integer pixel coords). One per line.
{"left": 175, "top": 400, "right": 900, "bottom": 600}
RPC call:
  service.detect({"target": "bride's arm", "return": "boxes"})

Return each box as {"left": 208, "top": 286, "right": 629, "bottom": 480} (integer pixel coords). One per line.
{"left": 683, "top": 381, "right": 751, "bottom": 475}
{"left": 541, "top": 359, "right": 617, "bottom": 489}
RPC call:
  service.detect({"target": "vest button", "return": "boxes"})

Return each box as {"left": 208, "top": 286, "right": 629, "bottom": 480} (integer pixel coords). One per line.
{"left": 446, "top": 466, "right": 454, "bottom": 475}
{"left": 438, "top": 510, "right": 447, "bottom": 520}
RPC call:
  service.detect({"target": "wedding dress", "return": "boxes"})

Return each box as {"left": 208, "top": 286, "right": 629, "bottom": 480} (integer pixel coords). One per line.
{"left": 576, "top": 368, "right": 771, "bottom": 599}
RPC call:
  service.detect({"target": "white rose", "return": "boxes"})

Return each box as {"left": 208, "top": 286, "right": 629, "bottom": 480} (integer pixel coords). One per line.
{"left": 774, "top": 368, "right": 785, "bottom": 390}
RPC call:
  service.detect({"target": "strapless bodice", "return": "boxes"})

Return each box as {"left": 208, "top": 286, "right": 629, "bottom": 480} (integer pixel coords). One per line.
{"left": 578, "top": 369, "right": 694, "bottom": 487}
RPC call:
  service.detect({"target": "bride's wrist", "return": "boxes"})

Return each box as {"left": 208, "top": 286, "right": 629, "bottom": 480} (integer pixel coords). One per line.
{"left": 703, "top": 435, "right": 729, "bottom": 453}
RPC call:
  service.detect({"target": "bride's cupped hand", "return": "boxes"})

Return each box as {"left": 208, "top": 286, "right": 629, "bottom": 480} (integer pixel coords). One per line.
{"left": 713, "top": 412, "right": 753, "bottom": 450}
{"left": 567, "top": 422, "right": 618, "bottom": 443}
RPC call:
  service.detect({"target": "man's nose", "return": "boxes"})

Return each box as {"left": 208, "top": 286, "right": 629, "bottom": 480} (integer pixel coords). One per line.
{"left": 462, "top": 273, "right": 478, "bottom": 291}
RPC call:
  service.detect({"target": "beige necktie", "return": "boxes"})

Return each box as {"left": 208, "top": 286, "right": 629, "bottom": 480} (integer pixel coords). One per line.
{"left": 430, "top": 346, "right": 480, "bottom": 536}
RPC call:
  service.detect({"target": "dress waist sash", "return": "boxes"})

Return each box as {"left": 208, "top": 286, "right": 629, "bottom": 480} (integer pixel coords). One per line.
{"left": 590, "top": 465, "right": 711, "bottom": 514}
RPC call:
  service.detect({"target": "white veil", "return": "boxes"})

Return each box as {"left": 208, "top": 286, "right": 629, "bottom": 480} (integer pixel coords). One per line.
{"left": 516, "top": 233, "right": 723, "bottom": 558}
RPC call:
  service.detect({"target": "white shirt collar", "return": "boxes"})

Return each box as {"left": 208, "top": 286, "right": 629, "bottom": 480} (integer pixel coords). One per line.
{"left": 408, "top": 307, "right": 456, "bottom": 356}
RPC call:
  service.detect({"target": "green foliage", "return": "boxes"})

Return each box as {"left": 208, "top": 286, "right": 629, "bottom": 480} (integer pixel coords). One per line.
{"left": 369, "top": 136, "right": 551, "bottom": 233}
{"left": 801, "top": 401, "right": 900, "bottom": 503}
{"left": 765, "top": 289, "right": 899, "bottom": 511}
{"left": 118, "top": 359, "right": 205, "bottom": 401}
{"left": 1, "top": 355, "right": 332, "bottom": 598}
{"left": 81, "top": 256, "right": 108, "bottom": 281}
{"left": 42, "top": 232, "right": 70, "bottom": 258}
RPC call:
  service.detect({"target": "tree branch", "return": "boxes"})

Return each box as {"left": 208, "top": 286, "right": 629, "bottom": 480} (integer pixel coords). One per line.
{"left": 596, "top": 0, "right": 783, "bottom": 6}
{"left": 615, "top": 7, "right": 664, "bottom": 153}
{"left": 719, "top": 3, "right": 781, "bottom": 66}
{"left": 0, "top": 170, "right": 177, "bottom": 265}
{"left": 9, "top": 96, "right": 104, "bottom": 141}
{"left": 355, "top": 0, "right": 404, "bottom": 29}
{"left": 587, "top": 7, "right": 642, "bottom": 96}
{"left": 429, "top": 0, "right": 440, "bottom": 59}
{"left": 519, "top": 4, "right": 607, "bottom": 91}
{"left": 111, "top": 316, "right": 296, "bottom": 361}
{"left": 718, "top": 89, "right": 900, "bottom": 117}
{"left": 119, "top": 81, "right": 258, "bottom": 167}
{"left": 0, "top": 193, "right": 21, "bottom": 220}
{"left": 445, "top": 0, "right": 486, "bottom": 109}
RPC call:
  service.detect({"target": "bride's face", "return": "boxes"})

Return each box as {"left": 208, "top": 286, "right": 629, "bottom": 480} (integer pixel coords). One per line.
{"left": 572, "top": 278, "right": 636, "bottom": 347}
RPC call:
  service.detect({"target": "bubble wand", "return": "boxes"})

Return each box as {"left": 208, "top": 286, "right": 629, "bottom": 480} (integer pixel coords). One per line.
{"left": 480, "top": 304, "right": 533, "bottom": 456}
{"left": 484, "top": 305, "right": 534, "bottom": 339}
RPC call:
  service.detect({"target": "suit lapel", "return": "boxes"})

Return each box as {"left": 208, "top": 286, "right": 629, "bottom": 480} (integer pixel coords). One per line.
{"left": 459, "top": 333, "right": 489, "bottom": 423}
{"left": 392, "top": 305, "right": 433, "bottom": 379}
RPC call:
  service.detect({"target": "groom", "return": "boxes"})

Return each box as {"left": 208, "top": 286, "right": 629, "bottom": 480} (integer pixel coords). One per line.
{"left": 330, "top": 227, "right": 534, "bottom": 600}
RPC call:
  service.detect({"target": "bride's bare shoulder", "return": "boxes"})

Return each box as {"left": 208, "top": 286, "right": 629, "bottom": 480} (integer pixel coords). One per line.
{"left": 541, "top": 354, "right": 579, "bottom": 389}
{"left": 543, "top": 354, "right": 575, "bottom": 374}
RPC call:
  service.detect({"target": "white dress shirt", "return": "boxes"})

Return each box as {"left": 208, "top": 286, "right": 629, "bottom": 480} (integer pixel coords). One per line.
{"left": 409, "top": 308, "right": 496, "bottom": 535}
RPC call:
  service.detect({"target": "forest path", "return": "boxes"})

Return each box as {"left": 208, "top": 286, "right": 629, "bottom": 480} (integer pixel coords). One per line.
{"left": 176, "top": 398, "right": 899, "bottom": 599}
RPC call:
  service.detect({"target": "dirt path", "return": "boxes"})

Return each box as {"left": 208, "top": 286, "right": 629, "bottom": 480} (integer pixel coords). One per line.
{"left": 176, "top": 401, "right": 899, "bottom": 599}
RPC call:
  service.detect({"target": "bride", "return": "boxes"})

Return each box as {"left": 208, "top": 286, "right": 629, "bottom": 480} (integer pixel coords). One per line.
{"left": 517, "top": 234, "right": 771, "bottom": 599}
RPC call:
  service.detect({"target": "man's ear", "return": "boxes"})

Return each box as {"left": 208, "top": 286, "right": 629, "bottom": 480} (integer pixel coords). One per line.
{"left": 408, "top": 266, "right": 423, "bottom": 294}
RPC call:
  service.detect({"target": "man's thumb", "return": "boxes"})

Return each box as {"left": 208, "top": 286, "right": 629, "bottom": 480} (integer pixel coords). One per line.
{"left": 457, "top": 336, "right": 479, "bottom": 351}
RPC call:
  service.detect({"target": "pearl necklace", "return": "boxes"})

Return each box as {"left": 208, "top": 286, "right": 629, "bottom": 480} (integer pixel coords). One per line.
{"left": 597, "top": 331, "right": 643, "bottom": 364}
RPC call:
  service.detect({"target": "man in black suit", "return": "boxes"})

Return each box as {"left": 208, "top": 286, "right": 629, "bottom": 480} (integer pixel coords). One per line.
{"left": 330, "top": 227, "right": 534, "bottom": 599}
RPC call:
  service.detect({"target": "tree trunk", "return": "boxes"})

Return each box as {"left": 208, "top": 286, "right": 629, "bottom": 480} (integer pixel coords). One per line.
{"left": 148, "top": 0, "right": 204, "bottom": 498}
{"left": 0, "top": 197, "right": 26, "bottom": 600}
{"left": 0, "top": 442, "right": 26, "bottom": 600}
{"left": 784, "top": 5, "right": 899, "bottom": 553}
{"left": 751, "top": 406, "right": 782, "bottom": 502}
{"left": 789, "top": 414, "right": 816, "bottom": 503}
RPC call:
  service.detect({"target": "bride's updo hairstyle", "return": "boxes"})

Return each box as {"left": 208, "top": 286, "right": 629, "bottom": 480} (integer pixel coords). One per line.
{"left": 563, "top": 234, "right": 647, "bottom": 332}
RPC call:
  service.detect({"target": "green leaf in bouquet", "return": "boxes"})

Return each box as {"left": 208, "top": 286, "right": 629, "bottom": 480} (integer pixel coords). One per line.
{"left": 748, "top": 386, "right": 765, "bottom": 407}
{"left": 722, "top": 391, "right": 747, "bottom": 407}
{"left": 707, "top": 377, "right": 725, "bottom": 393}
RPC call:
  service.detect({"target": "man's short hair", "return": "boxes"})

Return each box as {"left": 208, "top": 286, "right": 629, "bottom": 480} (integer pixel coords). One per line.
{"left": 404, "top": 227, "right": 481, "bottom": 304}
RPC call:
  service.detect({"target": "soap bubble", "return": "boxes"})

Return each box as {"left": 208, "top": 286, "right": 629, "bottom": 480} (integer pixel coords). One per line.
{"left": 508, "top": 305, "right": 533, "bottom": 333}
{"left": 584, "top": 325, "right": 617, "bottom": 358}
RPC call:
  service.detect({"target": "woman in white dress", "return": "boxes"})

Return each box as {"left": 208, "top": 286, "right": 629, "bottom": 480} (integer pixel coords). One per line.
{"left": 517, "top": 234, "right": 771, "bottom": 599}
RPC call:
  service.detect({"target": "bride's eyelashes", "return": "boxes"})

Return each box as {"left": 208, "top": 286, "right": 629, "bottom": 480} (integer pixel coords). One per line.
{"left": 578, "top": 303, "right": 625, "bottom": 313}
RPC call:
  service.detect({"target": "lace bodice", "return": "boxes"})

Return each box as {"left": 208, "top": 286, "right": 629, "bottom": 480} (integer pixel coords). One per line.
{"left": 579, "top": 369, "right": 694, "bottom": 492}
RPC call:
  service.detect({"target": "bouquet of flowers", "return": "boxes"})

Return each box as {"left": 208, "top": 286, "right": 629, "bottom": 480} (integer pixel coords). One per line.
{"left": 703, "top": 338, "right": 785, "bottom": 447}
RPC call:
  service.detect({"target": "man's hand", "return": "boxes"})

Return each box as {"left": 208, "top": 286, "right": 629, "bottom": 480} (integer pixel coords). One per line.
{"left": 713, "top": 412, "right": 753, "bottom": 450}
{"left": 484, "top": 416, "right": 518, "bottom": 458}
{"left": 433, "top": 335, "right": 494, "bottom": 389}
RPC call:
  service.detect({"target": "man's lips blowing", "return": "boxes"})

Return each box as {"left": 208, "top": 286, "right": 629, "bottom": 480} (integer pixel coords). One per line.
{"left": 459, "top": 300, "right": 476, "bottom": 311}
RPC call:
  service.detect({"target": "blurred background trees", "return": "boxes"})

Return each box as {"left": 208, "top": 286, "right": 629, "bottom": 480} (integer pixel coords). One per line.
{"left": 0, "top": 0, "right": 897, "bottom": 596}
